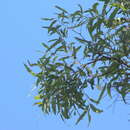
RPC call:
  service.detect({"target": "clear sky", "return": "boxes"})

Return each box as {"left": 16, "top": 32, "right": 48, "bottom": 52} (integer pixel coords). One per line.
{"left": 0, "top": 0, "right": 130, "bottom": 130}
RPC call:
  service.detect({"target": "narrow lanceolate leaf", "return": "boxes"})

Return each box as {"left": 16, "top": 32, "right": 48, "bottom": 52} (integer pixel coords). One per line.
{"left": 92, "top": 2, "right": 99, "bottom": 14}
{"left": 97, "top": 85, "right": 106, "bottom": 104}
{"left": 24, "top": 64, "right": 37, "bottom": 76}
{"left": 48, "top": 39, "right": 62, "bottom": 51}
{"left": 89, "top": 98, "right": 98, "bottom": 104}
{"left": 48, "top": 38, "right": 58, "bottom": 43}
{"left": 107, "top": 84, "right": 112, "bottom": 98}
{"left": 50, "top": 20, "right": 57, "bottom": 27}
{"left": 75, "top": 46, "right": 81, "bottom": 54}
{"left": 87, "top": 108, "right": 91, "bottom": 126}
{"left": 68, "top": 21, "right": 86, "bottom": 29}
{"left": 52, "top": 99, "right": 56, "bottom": 114}
{"left": 41, "top": 42, "right": 49, "bottom": 49}
{"left": 78, "top": 4, "right": 83, "bottom": 13}
{"left": 59, "top": 56, "right": 70, "bottom": 61}
{"left": 87, "top": 17, "right": 96, "bottom": 39}
{"left": 76, "top": 108, "right": 88, "bottom": 125}
{"left": 55, "top": 6, "right": 68, "bottom": 13}
{"left": 33, "top": 102, "right": 43, "bottom": 105}
{"left": 34, "top": 95, "right": 41, "bottom": 100}
{"left": 60, "top": 114, "right": 65, "bottom": 122}
{"left": 111, "top": 3, "right": 126, "bottom": 11}
{"left": 90, "top": 104, "right": 103, "bottom": 113}
{"left": 27, "top": 60, "right": 37, "bottom": 67}
{"left": 109, "top": 8, "right": 119, "bottom": 20}
{"left": 72, "top": 47, "right": 76, "bottom": 59}
{"left": 75, "top": 37, "right": 90, "bottom": 44}
{"left": 41, "top": 18, "right": 54, "bottom": 21}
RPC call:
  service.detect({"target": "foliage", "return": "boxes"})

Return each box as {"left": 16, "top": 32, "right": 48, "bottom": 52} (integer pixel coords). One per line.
{"left": 25, "top": 0, "right": 130, "bottom": 124}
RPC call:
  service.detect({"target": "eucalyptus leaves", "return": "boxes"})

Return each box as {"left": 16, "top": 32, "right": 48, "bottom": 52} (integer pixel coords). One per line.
{"left": 25, "top": 0, "right": 130, "bottom": 124}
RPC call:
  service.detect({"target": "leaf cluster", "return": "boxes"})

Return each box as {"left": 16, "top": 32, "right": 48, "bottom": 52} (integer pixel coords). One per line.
{"left": 25, "top": 0, "right": 130, "bottom": 124}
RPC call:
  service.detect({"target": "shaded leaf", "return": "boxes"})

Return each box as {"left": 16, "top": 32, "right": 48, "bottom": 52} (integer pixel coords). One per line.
{"left": 90, "top": 104, "right": 103, "bottom": 113}
{"left": 55, "top": 6, "right": 68, "bottom": 13}
{"left": 76, "top": 106, "right": 88, "bottom": 125}
{"left": 41, "top": 42, "right": 49, "bottom": 49}
{"left": 97, "top": 85, "right": 106, "bottom": 104}
{"left": 24, "top": 64, "right": 37, "bottom": 76}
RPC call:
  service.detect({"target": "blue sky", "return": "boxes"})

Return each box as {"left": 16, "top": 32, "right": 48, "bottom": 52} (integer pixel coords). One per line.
{"left": 0, "top": 0, "right": 130, "bottom": 130}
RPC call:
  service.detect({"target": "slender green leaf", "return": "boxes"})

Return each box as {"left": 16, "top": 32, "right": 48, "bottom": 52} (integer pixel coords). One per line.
{"left": 90, "top": 104, "right": 103, "bottom": 113}
{"left": 76, "top": 108, "right": 88, "bottom": 125}
{"left": 34, "top": 95, "right": 41, "bottom": 100}
{"left": 41, "top": 18, "right": 54, "bottom": 21}
{"left": 87, "top": 108, "right": 91, "bottom": 126}
{"left": 97, "top": 85, "right": 106, "bottom": 104}
{"left": 55, "top": 6, "right": 68, "bottom": 13}
{"left": 24, "top": 64, "right": 37, "bottom": 76}
{"left": 109, "top": 8, "right": 119, "bottom": 20}
{"left": 41, "top": 42, "right": 49, "bottom": 49}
